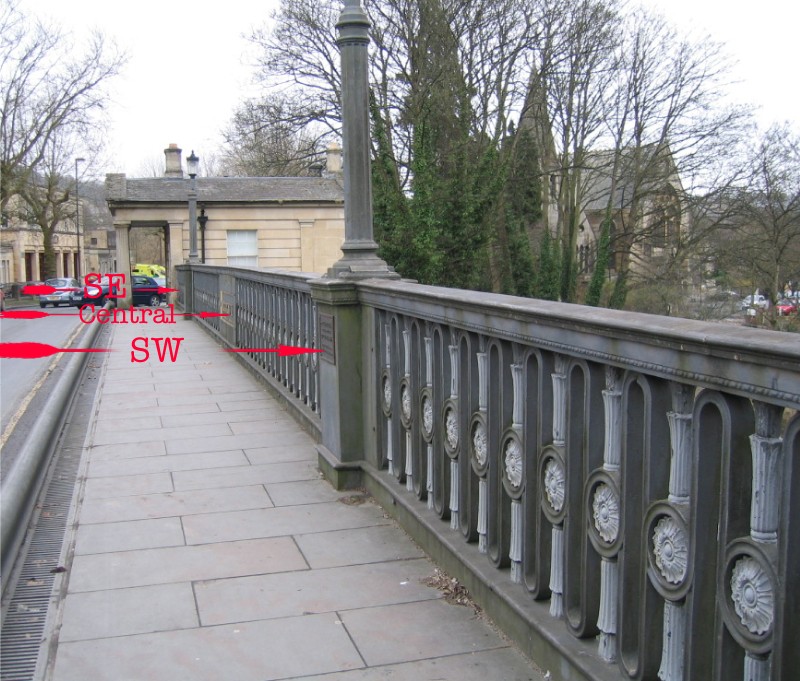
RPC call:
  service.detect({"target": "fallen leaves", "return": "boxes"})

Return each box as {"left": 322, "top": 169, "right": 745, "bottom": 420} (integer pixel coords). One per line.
{"left": 422, "top": 568, "right": 481, "bottom": 613}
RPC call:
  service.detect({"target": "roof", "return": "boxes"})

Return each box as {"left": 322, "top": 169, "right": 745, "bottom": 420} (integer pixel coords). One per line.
{"left": 107, "top": 176, "right": 344, "bottom": 204}
{"left": 580, "top": 145, "right": 682, "bottom": 212}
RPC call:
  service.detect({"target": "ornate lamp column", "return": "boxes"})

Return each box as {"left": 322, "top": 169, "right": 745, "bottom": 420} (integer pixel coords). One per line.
{"left": 75, "top": 157, "right": 85, "bottom": 278}
{"left": 326, "top": 0, "right": 396, "bottom": 279}
{"left": 311, "top": 0, "right": 398, "bottom": 487}
{"left": 187, "top": 151, "right": 200, "bottom": 263}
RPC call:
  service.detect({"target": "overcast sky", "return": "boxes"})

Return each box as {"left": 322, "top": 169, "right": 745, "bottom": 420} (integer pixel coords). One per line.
{"left": 18, "top": 0, "right": 800, "bottom": 178}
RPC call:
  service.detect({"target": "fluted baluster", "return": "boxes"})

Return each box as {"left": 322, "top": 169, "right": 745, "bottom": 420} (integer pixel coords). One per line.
{"left": 509, "top": 363, "right": 524, "bottom": 582}
{"left": 476, "top": 350, "right": 488, "bottom": 551}
{"left": 450, "top": 460, "right": 460, "bottom": 530}
{"left": 448, "top": 343, "right": 460, "bottom": 527}
{"left": 478, "top": 478, "right": 488, "bottom": 553}
{"left": 657, "top": 601, "right": 686, "bottom": 681}
{"left": 596, "top": 367, "right": 623, "bottom": 661}
{"left": 550, "top": 525, "right": 564, "bottom": 617}
{"left": 405, "top": 430, "right": 414, "bottom": 492}
{"left": 510, "top": 499, "right": 523, "bottom": 582}
{"left": 425, "top": 336, "right": 434, "bottom": 509}
{"left": 737, "top": 402, "right": 783, "bottom": 680}
{"left": 658, "top": 383, "right": 693, "bottom": 681}
{"left": 549, "top": 355, "right": 568, "bottom": 617}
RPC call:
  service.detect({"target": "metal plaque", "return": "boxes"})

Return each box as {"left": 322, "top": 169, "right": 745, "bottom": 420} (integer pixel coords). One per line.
{"left": 319, "top": 313, "right": 336, "bottom": 365}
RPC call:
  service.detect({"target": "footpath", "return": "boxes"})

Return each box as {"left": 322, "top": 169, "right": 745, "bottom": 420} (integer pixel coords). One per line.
{"left": 44, "top": 316, "right": 544, "bottom": 681}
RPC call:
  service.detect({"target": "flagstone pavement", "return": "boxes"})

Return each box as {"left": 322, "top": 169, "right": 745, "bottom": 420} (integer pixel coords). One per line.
{"left": 46, "top": 317, "right": 546, "bottom": 681}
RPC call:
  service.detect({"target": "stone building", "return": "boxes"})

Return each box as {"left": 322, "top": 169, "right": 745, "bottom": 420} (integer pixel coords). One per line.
{"left": 105, "top": 144, "right": 345, "bottom": 288}
{"left": 0, "top": 191, "right": 114, "bottom": 285}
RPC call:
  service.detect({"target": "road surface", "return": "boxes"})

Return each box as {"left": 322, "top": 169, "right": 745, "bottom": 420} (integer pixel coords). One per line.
{"left": 0, "top": 306, "right": 84, "bottom": 442}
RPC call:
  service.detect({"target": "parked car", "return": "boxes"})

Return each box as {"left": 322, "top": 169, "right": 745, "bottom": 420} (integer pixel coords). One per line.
{"left": 131, "top": 275, "right": 164, "bottom": 307}
{"left": 0, "top": 286, "right": 5, "bottom": 311}
{"left": 77, "top": 274, "right": 164, "bottom": 307}
{"left": 39, "top": 278, "right": 83, "bottom": 307}
{"left": 775, "top": 298, "right": 798, "bottom": 316}
{"left": 739, "top": 294, "right": 768, "bottom": 310}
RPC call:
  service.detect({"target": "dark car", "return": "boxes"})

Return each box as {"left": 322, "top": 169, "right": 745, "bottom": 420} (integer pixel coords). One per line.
{"left": 131, "top": 275, "right": 164, "bottom": 307}
{"left": 78, "top": 274, "right": 164, "bottom": 307}
{"left": 39, "top": 278, "right": 83, "bottom": 307}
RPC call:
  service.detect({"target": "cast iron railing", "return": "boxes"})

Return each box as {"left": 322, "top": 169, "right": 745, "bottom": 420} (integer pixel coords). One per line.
{"left": 177, "top": 265, "right": 321, "bottom": 424}
{"left": 181, "top": 265, "right": 799, "bottom": 681}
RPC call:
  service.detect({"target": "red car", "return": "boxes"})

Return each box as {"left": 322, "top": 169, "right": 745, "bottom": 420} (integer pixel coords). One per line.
{"left": 775, "top": 298, "right": 798, "bottom": 316}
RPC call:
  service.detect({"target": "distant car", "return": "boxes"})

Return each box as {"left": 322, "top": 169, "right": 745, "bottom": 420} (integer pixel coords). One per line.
{"left": 739, "top": 294, "right": 768, "bottom": 310}
{"left": 0, "top": 286, "right": 5, "bottom": 311}
{"left": 775, "top": 298, "right": 798, "bottom": 316}
{"left": 39, "top": 278, "right": 82, "bottom": 308}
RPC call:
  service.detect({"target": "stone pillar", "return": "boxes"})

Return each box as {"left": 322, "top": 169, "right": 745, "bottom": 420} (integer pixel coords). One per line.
{"left": 327, "top": 0, "right": 396, "bottom": 279}
{"left": 310, "top": 278, "right": 364, "bottom": 488}
{"left": 167, "top": 220, "right": 184, "bottom": 305}
{"left": 114, "top": 221, "right": 133, "bottom": 309}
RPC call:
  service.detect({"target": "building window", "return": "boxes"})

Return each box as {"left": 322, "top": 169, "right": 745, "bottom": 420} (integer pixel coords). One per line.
{"left": 227, "top": 230, "right": 258, "bottom": 267}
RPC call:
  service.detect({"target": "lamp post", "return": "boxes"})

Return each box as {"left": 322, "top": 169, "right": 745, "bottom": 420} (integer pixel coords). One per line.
{"left": 187, "top": 150, "right": 199, "bottom": 263}
{"left": 75, "top": 157, "right": 85, "bottom": 278}
{"left": 326, "top": 0, "right": 396, "bottom": 279}
{"left": 198, "top": 208, "right": 208, "bottom": 263}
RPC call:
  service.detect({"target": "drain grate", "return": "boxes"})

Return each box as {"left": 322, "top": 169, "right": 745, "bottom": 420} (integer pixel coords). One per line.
{"left": 0, "top": 444, "right": 83, "bottom": 681}
{"left": 0, "top": 345, "right": 105, "bottom": 681}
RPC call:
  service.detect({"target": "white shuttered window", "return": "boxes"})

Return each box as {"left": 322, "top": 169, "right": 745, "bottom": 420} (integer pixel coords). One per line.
{"left": 227, "top": 230, "right": 258, "bottom": 266}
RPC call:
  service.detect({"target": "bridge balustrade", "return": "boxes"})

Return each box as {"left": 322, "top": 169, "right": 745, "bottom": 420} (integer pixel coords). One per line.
{"left": 178, "top": 264, "right": 799, "bottom": 681}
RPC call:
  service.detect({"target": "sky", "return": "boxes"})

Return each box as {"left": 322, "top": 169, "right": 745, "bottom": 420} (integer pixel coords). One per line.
{"left": 17, "top": 0, "right": 800, "bottom": 179}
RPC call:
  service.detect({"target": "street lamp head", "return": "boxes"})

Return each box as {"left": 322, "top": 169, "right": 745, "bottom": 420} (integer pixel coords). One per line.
{"left": 186, "top": 150, "right": 199, "bottom": 179}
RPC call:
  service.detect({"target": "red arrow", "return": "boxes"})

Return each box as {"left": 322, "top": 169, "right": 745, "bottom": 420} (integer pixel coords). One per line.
{"left": 224, "top": 345, "right": 323, "bottom": 357}
{"left": 21, "top": 284, "right": 81, "bottom": 295}
{"left": 0, "top": 310, "right": 83, "bottom": 319}
{"left": 22, "top": 285, "right": 58, "bottom": 295}
{"left": 158, "top": 287, "right": 179, "bottom": 294}
{"left": 179, "top": 311, "right": 230, "bottom": 319}
{"left": 0, "top": 342, "right": 111, "bottom": 359}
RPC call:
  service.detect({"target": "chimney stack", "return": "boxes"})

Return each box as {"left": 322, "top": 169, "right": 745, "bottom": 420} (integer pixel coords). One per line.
{"left": 164, "top": 144, "right": 183, "bottom": 178}
{"left": 325, "top": 143, "right": 342, "bottom": 175}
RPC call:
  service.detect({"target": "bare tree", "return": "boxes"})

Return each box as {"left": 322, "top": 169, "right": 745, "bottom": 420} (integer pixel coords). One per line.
{"left": 0, "top": 0, "right": 125, "bottom": 214}
{"left": 595, "top": 9, "right": 751, "bottom": 307}
{"left": 722, "top": 125, "right": 800, "bottom": 318}
{"left": 529, "top": 0, "right": 623, "bottom": 301}
{"left": 219, "top": 94, "right": 325, "bottom": 176}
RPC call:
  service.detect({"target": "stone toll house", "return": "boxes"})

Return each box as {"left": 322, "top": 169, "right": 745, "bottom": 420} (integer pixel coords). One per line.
{"left": 104, "top": 144, "right": 345, "bottom": 293}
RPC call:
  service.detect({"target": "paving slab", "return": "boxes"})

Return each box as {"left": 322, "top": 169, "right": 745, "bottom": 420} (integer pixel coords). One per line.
{"left": 244, "top": 444, "right": 320, "bottom": 465}
{"left": 165, "top": 429, "right": 312, "bottom": 455}
{"left": 79, "top": 484, "right": 272, "bottom": 524}
{"left": 265, "top": 479, "right": 349, "bottom": 506}
{"left": 83, "top": 472, "right": 174, "bottom": 499}
{"left": 194, "top": 558, "right": 439, "bottom": 626}
{"left": 87, "top": 440, "right": 167, "bottom": 460}
{"left": 292, "top": 648, "right": 544, "bottom": 681}
{"left": 52, "top": 613, "right": 364, "bottom": 681}
{"left": 172, "top": 460, "right": 319, "bottom": 491}
{"left": 86, "top": 449, "right": 249, "bottom": 477}
{"left": 74, "top": 517, "right": 185, "bottom": 555}
{"left": 340, "top": 599, "right": 507, "bottom": 666}
{"left": 91, "top": 421, "right": 232, "bottom": 447}
{"left": 59, "top": 583, "right": 199, "bottom": 641}
{"left": 181, "top": 499, "right": 391, "bottom": 544}
{"left": 294, "top": 524, "right": 426, "bottom": 568}
{"left": 68, "top": 536, "right": 307, "bottom": 592}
